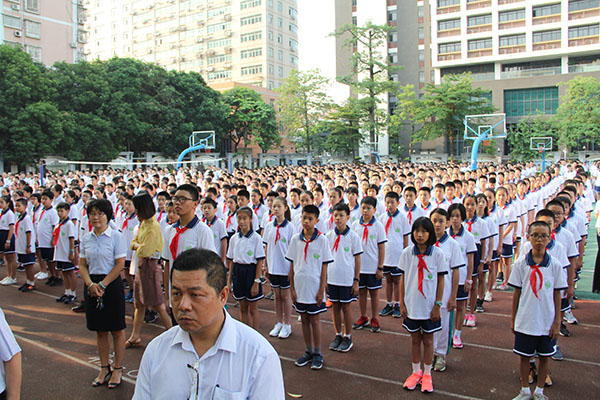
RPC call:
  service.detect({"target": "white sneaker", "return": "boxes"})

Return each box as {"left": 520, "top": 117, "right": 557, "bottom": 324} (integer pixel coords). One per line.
{"left": 1, "top": 277, "right": 17, "bottom": 285}
{"left": 512, "top": 390, "right": 532, "bottom": 400}
{"left": 0, "top": 277, "right": 8, "bottom": 285}
{"left": 484, "top": 291, "right": 493, "bottom": 302}
{"left": 269, "top": 322, "right": 283, "bottom": 337}
{"left": 278, "top": 324, "right": 292, "bottom": 339}
{"left": 563, "top": 309, "right": 578, "bottom": 325}
{"left": 36, "top": 272, "right": 48, "bottom": 280}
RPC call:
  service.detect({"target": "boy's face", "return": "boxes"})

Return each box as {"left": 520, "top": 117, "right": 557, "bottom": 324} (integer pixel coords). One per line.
{"left": 434, "top": 187, "right": 444, "bottom": 200}
{"left": 301, "top": 212, "right": 318, "bottom": 232}
{"left": 347, "top": 191, "right": 357, "bottom": 204}
{"left": 237, "top": 212, "right": 251, "bottom": 231}
{"left": 167, "top": 206, "right": 179, "bottom": 224}
{"left": 238, "top": 196, "right": 249, "bottom": 207}
{"left": 385, "top": 197, "right": 398, "bottom": 213}
{"left": 419, "top": 190, "right": 430, "bottom": 205}
{"left": 360, "top": 203, "right": 375, "bottom": 221}
{"left": 290, "top": 192, "right": 299, "bottom": 205}
{"left": 157, "top": 196, "right": 167, "bottom": 210}
{"left": 430, "top": 213, "right": 448, "bottom": 236}
{"left": 366, "top": 188, "right": 377, "bottom": 198}
{"left": 41, "top": 196, "right": 52, "bottom": 208}
{"left": 313, "top": 191, "right": 323, "bottom": 204}
{"left": 201, "top": 204, "right": 215, "bottom": 219}
{"left": 31, "top": 197, "right": 39, "bottom": 207}
{"left": 536, "top": 216, "right": 555, "bottom": 232}
{"left": 445, "top": 187, "right": 455, "bottom": 199}
{"left": 174, "top": 189, "right": 197, "bottom": 216}
{"left": 527, "top": 225, "right": 550, "bottom": 252}
{"left": 57, "top": 207, "right": 69, "bottom": 220}
{"left": 404, "top": 191, "right": 416, "bottom": 206}
{"left": 332, "top": 210, "right": 349, "bottom": 229}
{"left": 547, "top": 205, "right": 565, "bottom": 224}
{"left": 15, "top": 202, "right": 26, "bottom": 214}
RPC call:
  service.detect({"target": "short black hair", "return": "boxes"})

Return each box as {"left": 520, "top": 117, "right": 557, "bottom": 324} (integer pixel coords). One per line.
{"left": 86, "top": 199, "right": 113, "bottom": 221}
{"left": 430, "top": 208, "right": 448, "bottom": 220}
{"left": 411, "top": 217, "right": 436, "bottom": 247}
{"left": 237, "top": 206, "right": 253, "bottom": 219}
{"left": 15, "top": 198, "right": 28, "bottom": 208}
{"left": 237, "top": 189, "right": 250, "bottom": 200}
{"left": 132, "top": 192, "right": 156, "bottom": 220}
{"left": 157, "top": 191, "right": 171, "bottom": 200}
{"left": 332, "top": 202, "right": 350, "bottom": 215}
{"left": 201, "top": 197, "right": 217, "bottom": 208}
{"left": 528, "top": 220, "right": 551, "bottom": 234}
{"left": 41, "top": 190, "right": 54, "bottom": 200}
{"left": 448, "top": 203, "right": 466, "bottom": 221}
{"left": 535, "top": 209, "right": 555, "bottom": 222}
{"left": 56, "top": 202, "right": 71, "bottom": 211}
{"left": 419, "top": 186, "right": 431, "bottom": 194}
{"left": 385, "top": 191, "right": 399, "bottom": 201}
{"left": 360, "top": 196, "right": 377, "bottom": 208}
{"left": 176, "top": 184, "right": 199, "bottom": 202}
{"left": 404, "top": 186, "right": 417, "bottom": 195}
{"left": 171, "top": 248, "right": 227, "bottom": 294}
{"left": 546, "top": 200, "right": 565, "bottom": 211}
{"left": 302, "top": 204, "right": 320, "bottom": 218}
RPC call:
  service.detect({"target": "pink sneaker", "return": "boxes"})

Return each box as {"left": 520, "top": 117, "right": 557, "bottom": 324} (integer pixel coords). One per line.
{"left": 452, "top": 336, "right": 463, "bottom": 349}
{"left": 420, "top": 374, "right": 434, "bottom": 393}
{"left": 464, "top": 314, "right": 477, "bottom": 327}
{"left": 403, "top": 370, "right": 423, "bottom": 390}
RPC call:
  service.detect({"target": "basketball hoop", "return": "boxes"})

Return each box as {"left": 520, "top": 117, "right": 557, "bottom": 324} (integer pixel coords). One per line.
{"left": 482, "top": 140, "right": 491, "bottom": 146}
{"left": 538, "top": 145, "right": 544, "bottom": 154}
{"left": 204, "top": 147, "right": 211, "bottom": 154}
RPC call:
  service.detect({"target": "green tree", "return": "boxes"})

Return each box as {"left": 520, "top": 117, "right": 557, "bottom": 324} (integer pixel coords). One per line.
{"left": 507, "top": 115, "right": 556, "bottom": 162}
{"left": 553, "top": 76, "right": 600, "bottom": 150}
{"left": 332, "top": 22, "right": 400, "bottom": 161}
{"left": 412, "top": 73, "right": 496, "bottom": 159}
{"left": 276, "top": 69, "right": 332, "bottom": 153}
{"left": 222, "top": 87, "right": 279, "bottom": 154}
{"left": 320, "top": 98, "right": 364, "bottom": 158}
{"left": 389, "top": 84, "right": 419, "bottom": 159}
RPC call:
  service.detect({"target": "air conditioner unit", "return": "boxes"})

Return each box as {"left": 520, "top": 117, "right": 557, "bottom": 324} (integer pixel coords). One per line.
{"left": 196, "top": 37, "right": 204, "bottom": 43}
{"left": 147, "top": 48, "right": 153, "bottom": 54}
{"left": 11, "top": 4, "right": 20, "bottom": 11}
{"left": 207, "top": 67, "right": 214, "bottom": 72}
{"left": 14, "top": 31, "right": 22, "bottom": 37}
{"left": 170, "top": 44, "right": 176, "bottom": 49}
{"left": 224, "top": 46, "right": 232, "bottom": 52}
{"left": 180, "top": 56, "right": 186, "bottom": 61}
{"left": 224, "top": 14, "right": 231, "bottom": 21}
{"left": 70, "top": 42, "right": 78, "bottom": 48}
{"left": 225, "top": 31, "right": 232, "bottom": 37}
{"left": 224, "top": 64, "right": 232, "bottom": 69}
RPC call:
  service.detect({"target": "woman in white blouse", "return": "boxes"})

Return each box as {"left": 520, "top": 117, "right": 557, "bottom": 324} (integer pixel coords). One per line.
{"left": 79, "top": 199, "right": 127, "bottom": 390}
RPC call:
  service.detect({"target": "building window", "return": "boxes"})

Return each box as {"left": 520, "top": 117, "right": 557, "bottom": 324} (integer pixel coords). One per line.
{"left": 208, "top": 70, "right": 232, "bottom": 80}
{"left": 241, "top": 14, "right": 262, "bottom": 26}
{"left": 268, "top": 80, "right": 274, "bottom": 90}
{"left": 418, "top": 27, "right": 424, "bottom": 39}
{"left": 277, "top": 34, "right": 283, "bottom": 43}
{"left": 268, "top": 31, "right": 274, "bottom": 40}
{"left": 277, "top": 49, "right": 283, "bottom": 60}
{"left": 388, "top": 52, "right": 398, "bottom": 63}
{"left": 352, "top": 16, "right": 357, "bottom": 25}
{"left": 467, "top": 14, "right": 492, "bottom": 27}
{"left": 569, "top": 24, "right": 599, "bottom": 38}
{"left": 268, "top": 64, "right": 274, "bottom": 74}
{"left": 289, "top": 38, "right": 297, "bottom": 50}
{"left": 289, "top": 23, "right": 297, "bottom": 33}
{"left": 208, "top": 38, "right": 232, "bottom": 48}
{"left": 438, "top": 18, "right": 460, "bottom": 31}
{"left": 532, "top": 3, "right": 561, "bottom": 17}
{"left": 419, "top": 71, "right": 425, "bottom": 83}
{"left": 25, "top": 44, "right": 42, "bottom": 62}
{"left": 468, "top": 38, "right": 492, "bottom": 50}
{"left": 388, "top": 10, "right": 397, "bottom": 22}
{"left": 533, "top": 29, "right": 561, "bottom": 43}
{"left": 389, "top": 31, "right": 398, "bottom": 42}
{"left": 277, "top": 1, "right": 282, "bottom": 11}
{"left": 25, "top": 20, "right": 41, "bottom": 39}
{"left": 569, "top": 0, "right": 600, "bottom": 12}
{"left": 439, "top": 42, "right": 461, "bottom": 54}
{"left": 268, "top": 14, "right": 273, "bottom": 23}
{"left": 268, "top": 47, "right": 274, "bottom": 57}
{"left": 438, "top": 0, "right": 460, "bottom": 7}
{"left": 418, "top": 5, "right": 424, "bottom": 17}
{"left": 419, "top": 49, "right": 425, "bottom": 61}
{"left": 241, "top": 48, "right": 262, "bottom": 58}
{"left": 25, "top": 0, "right": 40, "bottom": 13}
{"left": 242, "top": 65, "right": 262, "bottom": 75}
{"left": 499, "top": 9, "right": 526, "bottom": 22}
{"left": 500, "top": 34, "right": 526, "bottom": 46}
{"left": 241, "top": 31, "right": 262, "bottom": 42}
{"left": 207, "top": 54, "right": 231, "bottom": 64}
{"left": 207, "top": 6, "right": 231, "bottom": 19}
{"left": 278, "top": 66, "right": 283, "bottom": 76}
{"left": 240, "top": 0, "right": 261, "bottom": 10}
{"left": 3, "top": 14, "right": 22, "bottom": 29}
{"left": 207, "top": 22, "right": 231, "bottom": 33}
{"left": 289, "top": 7, "right": 298, "bottom": 18}
{"left": 504, "top": 87, "right": 559, "bottom": 117}
{"left": 290, "top": 54, "right": 297, "bottom": 64}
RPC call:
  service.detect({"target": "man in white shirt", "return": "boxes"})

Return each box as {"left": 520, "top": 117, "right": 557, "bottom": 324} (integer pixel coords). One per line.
{"left": 133, "top": 248, "right": 285, "bottom": 400}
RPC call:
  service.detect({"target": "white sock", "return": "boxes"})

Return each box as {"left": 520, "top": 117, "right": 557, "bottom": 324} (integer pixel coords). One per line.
{"left": 423, "top": 364, "right": 432, "bottom": 375}
{"left": 534, "top": 387, "right": 543, "bottom": 395}
{"left": 27, "top": 280, "right": 35, "bottom": 286}
{"left": 387, "top": 301, "right": 393, "bottom": 306}
{"left": 521, "top": 387, "right": 531, "bottom": 395}
{"left": 455, "top": 329, "right": 462, "bottom": 339}
{"left": 344, "top": 334, "right": 351, "bottom": 339}
{"left": 64, "top": 290, "right": 70, "bottom": 295}
{"left": 412, "top": 362, "right": 421, "bottom": 373}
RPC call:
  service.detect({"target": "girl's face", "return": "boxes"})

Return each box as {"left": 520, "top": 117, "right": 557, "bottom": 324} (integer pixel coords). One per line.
{"left": 167, "top": 206, "right": 179, "bottom": 224}
{"left": 82, "top": 192, "right": 91, "bottom": 204}
{"left": 265, "top": 196, "right": 275, "bottom": 210}
{"left": 64, "top": 193, "right": 72, "bottom": 204}
{"left": 157, "top": 196, "right": 167, "bottom": 210}
{"left": 496, "top": 190, "right": 507, "bottom": 205}
{"left": 290, "top": 192, "right": 299, "bottom": 205}
{"left": 485, "top": 191, "right": 495, "bottom": 209}
{"left": 237, "top": 212, "right": 251, "bottom": 232}
{"left": 477, "top": 197, "right": 487, "bottom": 213}
{"left": 300, "top": 193, "right": 312, "bottom": 207}
{"left": 124, "top": 200, "right": 135, "bottom": 214}
{"left": 430, "top": 213, "right": 447, "bottom": 236}
{"left": 271, "top": 200, "right": 286, "bottom": 219}
{"left": 57, "top": 208, "right": 69, "bottom": 220}
{"left": 464, "top": 197, "right": 476, "bottom": 217}
{"left": 0, "top": 199, "right": 7, "bottom": 210}
{"left": 413, "top": 226, "right": 429, "bottom": 245}
{"left": 227, "top": 198, "right": 237, "bottom": 212}
{"left": 251, "top": 192, "right": 260, "bottom": 205}
{"left": 449, "top": 209, "right": 463, "bottom": 228}
{"left": 238, "top": 196, "right": 249, "bottom": 207}
{"left": 30, "top": 197, "right": 39, "bottom": 207}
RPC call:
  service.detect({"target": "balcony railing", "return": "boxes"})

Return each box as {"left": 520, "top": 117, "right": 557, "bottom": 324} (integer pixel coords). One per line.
{"left": 499, "top": 19, "right": 525, "bottom": 30}
{"left": 501, "top": 66, "right": 561, "bottom": 79}
{"left": 568, "top": 63, "right": 600, "bottom": 73}
{"left": 467, "top": 24, "right": 492, "bottom": 34}
{"left": 467, "top": 48, "right": 493, "bottom": 58}
{"left": 569, "top": 7, "right": 600, "bottom": 20}
{"left": 438, "top": 52, "right": 461, "bottom": 61}
{"left": 466, "top": 0, "right": 491, "bottom": 11}
{"left": 498, "top": 0, "right": 524, "bottom": 5}
{"left": 569, "top": 36, "right": 600, "bottom": 47}
{"left": 438, "top": 28, "right": 461, "bottom": 38}
{"left": 499, "top": 44, "right": 526, "bottom": 55}
{"left": 533, "top": 40, "right": 561, "bottom": 51}
{"left": 532, "top": 14, "right": 561, "bottom": 25}
{"left": 437, "top": 4, "right": 460, "bottom": 15}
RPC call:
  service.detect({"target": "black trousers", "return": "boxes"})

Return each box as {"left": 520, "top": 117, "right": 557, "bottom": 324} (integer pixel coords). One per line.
{"left": 593, "top": 234, "right": 600, "bottom": 293}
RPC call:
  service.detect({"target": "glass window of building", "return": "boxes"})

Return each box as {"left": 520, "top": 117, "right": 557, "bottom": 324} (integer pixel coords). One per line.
{"left": 568, "top": 24, "right": 599, "bottom": 38}
{"left": 439, "top": 42, "right": 461, "bottom": 53}
{"left": 499, "top": 9, "right": 525, "bottom": 22}
{"left": 467, "top": 14, "right": 492, "bottom": 26}
{"left": 438, "top": 18, "right": 460, "bottom": 31}
{"left": 533, "top": 29, "right": 561, "bottom": 42}
{"left": 504, "top": 87, "right": 559, "bottom": 117}
{"left": 533, "top": 3, "right": 561, "bottom": 17}
{"left": 569, "top": 0, "right": 600, "bottom": 12}
{"left": 468, "top": 38, "right": 492, "bottom": 50}
{"left": 499, "top": 34, "right": 526, "bottom": 46}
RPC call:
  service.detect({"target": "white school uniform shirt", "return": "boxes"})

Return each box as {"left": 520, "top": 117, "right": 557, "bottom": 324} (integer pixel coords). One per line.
{"left": 560, "top": 218, "right": 582, "bottom": 244}
{"left": 552, "top": 224, "right": 579, "bottom": 260}
{"left": 499, "top": 203, "right": 518, "bottom": 245}
{"left": 289, "top": 203, "right": 302, "bottom": 221}
{"left": 519, "top": 238, "right": 571, "bottom": 299}
{"left": 378, "top": 209, "right": 410, "bottom": 267}
{"left": 14, "top": 213, "right": 35, "bottom": 254}
{"left": 348, "top": 203, "right": 361, "bottom": 225}
{"left": 351, "top": 217, "right": 387, "bottom": 274}
{"left": 0, "top": 307, "right": 22, "bottom": 395}
{"left": 420, "top": 202, "right": 434, "bottom": 217}
{"left": 400, "top": 204, "right": 425, "bottom": 230}
{"left": 291, "top": 212, "right": 327, "bottom": 235}
{"left": 432, "top": 197, "right": 450, "bottom": 211}
{"left": 52, "top": 219, "right": 75, "bottom": 262}
{"left": 132, "top": 312, "right": 285, "bottom": 400}
{"left": 434, "top": 234, "right": 464, "bottom": 307}
{"left": 36, "top": 206, "right": 59, "bottom": 248}
{"left": 0, "top": 209, "right": 15, "bottom": 231}
{"left": 326, "top": 226, "right": 363, "bottom": 286}
{"left": 68, "top": 206, "right": 80, "bottom": 241}
{"left": 285, "top": 230, "right": 333, "bottom": 304}
{"left": 260, "top": 211, "right": 274, "bottom": 231}
{"left": 482, "top": 215, "right": 498, "bottom": 254}
{"left": 226, "top": 229, "right": 266, "bottom": 264}
{"left": 263, "top": 219, "right": 295, "bottom": 276}
{"left": 565, "top": 209, "right": 587, "bottom": 239}
{"left": 398, "top": 245, "right": 449, "bottom": 320}
{"left": 251, "top": 203, "right": 267, "bottom": 223}
{"left": 508, "top": 251, "right": 568, "bottom": 337}
{"left": 463, "top": 215, "right": 491, "bottom": 245}
{"left": 30, "top": 205, "right": 42, "bottom": 233}
{"left": 162, "top": 216, "right": 217, "bottom": 264}
{"left": 202, "top": 216, "right": 227, "bottom": 258}
{"left": 120, "top": 213, "right": 140, "bottom": 261}
{"left": 80, "top": 227, "right": 127, "bottom": 275}
{"left": 447, "top": 226, "right": 477, "bottom": 285}
{"left": 223, "top": 210, "right": 239, "bottom": 235}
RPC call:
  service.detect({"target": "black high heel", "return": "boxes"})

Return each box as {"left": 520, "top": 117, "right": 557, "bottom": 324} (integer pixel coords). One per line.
{"left": 91, "top": 365, "right": 112, "bottom": 387}
{"left": 108, "top": 366, "right": 122, "bottom": 389}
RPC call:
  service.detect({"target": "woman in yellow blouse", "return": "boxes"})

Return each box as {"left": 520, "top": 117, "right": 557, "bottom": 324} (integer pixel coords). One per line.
{"left": 125, "top": 192, "right": 172, "bottom": 348}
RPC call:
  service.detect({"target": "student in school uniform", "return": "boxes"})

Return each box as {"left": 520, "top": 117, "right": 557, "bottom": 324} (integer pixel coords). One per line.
{"left": 346, "top": 187, "right": 361, "bottom": 225}
{"left": 51, "top": 202, "right": 77, "bottom": 303}
{"left": 484, "top": 188, "right": 507, "bottom": 302}
{"left": 399, "top": 217, "right": 448, "bottom": 393}
{"left": 447, "top": 203, "right": 476, "bottom": 349}
{"left": 326, "top": 203, "right": 362, "bottom": 352}
{"left": 401, "top": 186, "right": 425, "bottom": 230}
{"left": 263, "top": 197, "right": 296, "bottom": 339}
{"left": 0, "top": 196, "right": 17, "bottom": 285}
{"left": 496, "top": 186, "right": 518, "bottom": 290}
{"left": 37, "top": 190, "right": 61, "bottom": 286}
{"left": 289, "top": 188, "right": 303, "bottom": 221}
{"left": 224, "top": 195, "right": 239, "bottom": 238}
{"left": 259, "top": 191, "right": 278, "bottom": 234}
{"left": 432, "top": 184, "right": 450, "bottom": 211}
{"left": 29, "top": 193, "right": 48, "bottom": 281}
{"left": 250, "top": 189, "right": 267, "bottom": 226}
{"left": 351, "top": 196, "right": 386, "bottom": 333}
{"left": 475, "top": 193, "right": 496, "bottom": 312}
{"left": 378, "top": 191, "right": 409, "bottom": 318}
{"left": 237, "top": 190, "right": 260, "bottom": 232}
{"left": 418, "top": 186, "right": 435, "bottom": 216}
{"left": 120, "top": 194, "right": 139, "bottom": 303}
{"left": 200, "top": 198, "right": 228, "bottom": 264}
{"left": 508, "top": 221, "right": 567, "bottom": 400}
{"left": 14, "top": 198, "right": 36, "bottom": 291}
{"left": 286, "top": 205, "right": 333, "bottom": 370}
{"left": 324, "top": 188, "right": 343, "bottom": 233}
{"left": 292, "top": 191, "right": 327, "bottom": 234}
{"left": 430, "top": 208, "right": 462, "bottom": 372}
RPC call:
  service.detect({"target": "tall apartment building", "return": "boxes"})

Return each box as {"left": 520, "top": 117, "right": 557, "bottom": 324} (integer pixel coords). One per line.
{"left": 1, "top": 0, "right": 87, "bottom": 64}
{"left": 84, "top": 0, "right": 298, "bottom": 90}
{"left": 429, "top": 0, "right": 600, "bottom": 155}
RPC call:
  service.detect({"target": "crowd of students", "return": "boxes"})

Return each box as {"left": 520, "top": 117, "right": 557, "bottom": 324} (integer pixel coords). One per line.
{"left": 0, "top": 159, "right": 597, "bottom": 399}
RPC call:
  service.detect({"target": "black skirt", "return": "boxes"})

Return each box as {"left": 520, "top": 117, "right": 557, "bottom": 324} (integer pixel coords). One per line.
{"left": 84, "top": 274, "right": 126, "bottom": 332}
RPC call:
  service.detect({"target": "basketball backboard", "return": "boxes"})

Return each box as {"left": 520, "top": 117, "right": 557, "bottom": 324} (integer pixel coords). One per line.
{"left": 464, "top": 113, "right": 506, "bottom": 141}
{"left": 530, "top": 137, "right": 552, "bottom": 152}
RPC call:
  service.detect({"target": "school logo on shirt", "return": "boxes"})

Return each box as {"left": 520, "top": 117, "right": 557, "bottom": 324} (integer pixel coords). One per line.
{"left": 61, "top": 232, "right": 66, "bottom": 237}
{"left": 185, "top": 245, "right": 193, "bottom": 250}
{"left": 313, "top": 253, "right": 321, "bottom": 260}
{"left": 474, "top": 232, "right": 480, "bottom": 237}
{"left": 544, "top": 281, "right": 551, "bottom": 289}
{"left": 395, "top": 228, "right": 400, "bottom": 233}
{"left": 247, "top": 250, "right": 254, "bottom": 257}
{"left": 213, "top": 233, "right": 217, "bottom": 239}
{"left": 369, "top": 234, "right": 375, "bottom": 240}
{"left": 427, "top": 273, "right": 434, "bottom": 280}
{"left": 281, "top": 238, "right": 286, "bottom": 243}
{"left": 344, "top": 247, "right": 350, "bottom": 252}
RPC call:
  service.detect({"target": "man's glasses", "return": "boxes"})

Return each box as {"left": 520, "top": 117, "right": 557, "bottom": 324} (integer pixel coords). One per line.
{"left": 530, "top": 234, "right": 549, "bottom": 241}
{"left": 173, "top": 196, "right": 193, "bottom": 204}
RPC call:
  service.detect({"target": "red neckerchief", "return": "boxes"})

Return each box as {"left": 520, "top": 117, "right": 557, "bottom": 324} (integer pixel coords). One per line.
{"left": 466, "top": 216, "right": 475, "bottom": 232}
{"left": 170, "top": 225, "right": 188, "bottom": 260}
{"left": 252, "top": 204, "right": 260, "bottom": 214}
{"left": 301, "top": 230, "right": 319, "bottom": 261}
{"left": 226, "top": 211, "right": 236, "bottom": 229}
{"left": 360, "top": 218, "right": 373, "bottom": 243}
{"left": 274, "top": 219, "right": 285, "bottom": 245}
{"left": 52, "top": 219, "right": 68, "bottom": 246}
{"left": 530, "top": 264, "right": 543, "bottom": 299}
{"left": 121, "top": 212, "right": 136, "bottom": 231}
{"left": 15, "top": 213, "right": 26, "bottom": 237}
{"left": 405, "top": 205, "right": 415, "bottom": 225}
{"left": 385, "top": 212, "right": 393, "bottom": 235}
{"left": 435, "top": 199, "right": 444, "bottom": 208}
{"left": 157, "top": 211, "right": 164, "bottom": 222}
{"left": 269, "top": 213, "right": 273, "bottom": 222}
{"left": 39, "top": 207, "right": 50, "bottom": 224}
{"left": 32, "top": 205, "right": 40, "bottom": 224}
{"left": 332, "top": 227, "right": 346, "bottom": 252}
{"left": 417, "top": 253, "right": 430, "bottom": 298}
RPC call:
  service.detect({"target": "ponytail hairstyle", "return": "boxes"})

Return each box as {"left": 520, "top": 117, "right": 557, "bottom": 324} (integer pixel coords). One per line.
{"left": 475, "top": 193, "right": 489, "bottom": 217}
{"left": 272, "top": 196, "right": 291, "bottom": 222}
{"left": 0, "top": 195, "right": 14, "bottom": 212}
